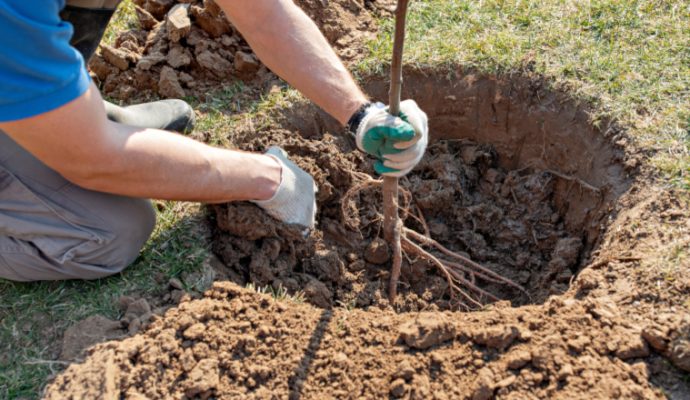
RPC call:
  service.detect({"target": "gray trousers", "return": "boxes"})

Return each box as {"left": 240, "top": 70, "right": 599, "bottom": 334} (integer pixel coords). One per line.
{"left": 0, "top": 132, "right": 155, "bottom": 281}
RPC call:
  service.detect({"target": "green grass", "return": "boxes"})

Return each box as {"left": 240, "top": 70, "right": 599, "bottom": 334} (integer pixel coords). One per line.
{"left": 2, "top": 0, "right": 689, "bottom": 398}
{"left": 101, "top": 0, "right": 137, "bottom": 45}
{"left": 358, "top": 0, "right": 689, "bottom": 190}
{"left": 246, "top": 283, "right": 306, "bottom": 304}
{"left": 0, "top": 202, "right": 209, "bottom": 399}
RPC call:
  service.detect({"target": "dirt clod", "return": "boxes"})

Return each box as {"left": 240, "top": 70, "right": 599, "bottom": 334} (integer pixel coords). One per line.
{"left": 60, "top": 316, "right": 124, "bottom": 360}
{"left": 389, "top": 378, "right": 406, "bottom": 398}
{"left": 615, "top": 333, "right": 650, "bottom": 360}
{"left": 471, "top": 369, "right": 494, "bottom": 400}
{"left": 505, "top": 349, "right": 532, "bottom": 369}
{"left": 166, "top": 4, "right": 191, "bottom": 43}
{"left": 234, "top": 50, "right": 260, "bottom": 77}
{"left": 134, "top": 0, "right": 174, "bottom": 19}
{"left": 158, "top": 65, "right": 185, "bottom": 98}
{"left": 169, "top": 277, "right": 184, "bottom": 290}
{"left": 471, "top": 326, "right": 519, "bottom": 350}
{"left": 398, "top": 314, "right": 455, "bottom": 350}
{"left": 364, "top": 238, "right": 390, "bottom": 265}
{"left": 669, "top": 330, "right": 690, "bottom": 372}
{"left": 183, "top": 322, "right": 206, "bottom": 340}
{"left": 124, "top": 299, "right": 151, "bottom": 319}
{"left": 101, "top": 44, "right": 131, "bottom": 71}
{"left": 134, "top": 5, "right": 158, "bottom": 30}
{"left": 184, "top": 358, "right": 219, "bottom": 397}
{"left": 303, "top": 279, "right": 333, "bottom": 308}
{"left": 394, "top": 360, "right": 415, "bottom": 380}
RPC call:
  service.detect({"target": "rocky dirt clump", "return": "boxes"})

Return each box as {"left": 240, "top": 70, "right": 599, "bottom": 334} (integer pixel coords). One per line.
{"left": 91, "top": 0, "right": 381, "bottom": 100}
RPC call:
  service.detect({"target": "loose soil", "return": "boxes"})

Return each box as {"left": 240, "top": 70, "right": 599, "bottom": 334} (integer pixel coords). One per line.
{"left": 46, "top": 277, "right": 689, "bottom": 399}
{"left": 211, "top": 132, "right": 584, "bottom": 311}
{"left": 45, "top": 0, "right": 690, "bottom": 397}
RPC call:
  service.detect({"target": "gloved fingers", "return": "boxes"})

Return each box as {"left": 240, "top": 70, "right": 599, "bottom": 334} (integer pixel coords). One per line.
{"left": 380, "top": 116, "right": 417, "bottom": 142}
{"left": 374, "top": 161, "right": 412, "bottom": 178}
{"left": 381, "top": 149, "right": 424, "bottom": 171}
{"left": 356, "top": 102, "right": 418, "bottom": 155}
{"left": 381, "top": 157, "right": 415, "bottom": 171}
{"left": 387, "top": 118, "right": 419, "bottom": 149}
{"left": 382, "top": 144, "right": 421, "bottom": 164}
{"left": 361, "top": 125, "right": 413, "bottom": 157}
{"left": 384, "top": 132, "right": 428, "bottom": 161}
{"left": 365, "top": 111, "right": 416, "bottom": 141}
{"left": 399, "top": 100, "right": 428, "bottom": 132}
{"left": 266, "top": 146, "right": 318, "bottom": 193}
{"left": 393, "top": 100, "right": 429, "bottom": 150}
{"left": 380, "top": 132, "right": 428, "bottom": 176}
{"left": 391, "top": 133, "right": 420, "bottom": 150}
{"left": 255, "top": 146, "right": 318, "bottom": 229}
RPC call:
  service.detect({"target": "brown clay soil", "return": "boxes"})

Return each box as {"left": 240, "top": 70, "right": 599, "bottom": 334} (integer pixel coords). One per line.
{"left": 44, "top": 0, "right": 690, "bottom": 398}
{"left": 46, "top": 276, "right": 690, "bottom": 400}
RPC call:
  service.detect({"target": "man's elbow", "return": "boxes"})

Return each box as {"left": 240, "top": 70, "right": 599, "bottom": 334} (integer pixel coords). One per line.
{"left": 56, "top": 145, "right": 122, "bottom": 193}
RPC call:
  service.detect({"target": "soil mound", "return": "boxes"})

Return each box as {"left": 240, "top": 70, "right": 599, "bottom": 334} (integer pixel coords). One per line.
{"left": 45, "top": 281, "right": 685, "bottom": 399}
{"left": 91, "top": 0, "right": 381, "bottom": 100}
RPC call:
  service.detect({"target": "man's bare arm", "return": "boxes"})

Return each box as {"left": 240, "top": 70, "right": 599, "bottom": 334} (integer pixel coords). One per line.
{"left": 0, "top": 84, "right": 281, "bottom": 202}
{"left": 218, "top": 0, "right": 369, "bottom": 125}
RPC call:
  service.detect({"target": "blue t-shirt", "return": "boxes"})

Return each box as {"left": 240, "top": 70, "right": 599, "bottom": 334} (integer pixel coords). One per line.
{"left": 0, "top": 0, "right": 90, "bottom": 122}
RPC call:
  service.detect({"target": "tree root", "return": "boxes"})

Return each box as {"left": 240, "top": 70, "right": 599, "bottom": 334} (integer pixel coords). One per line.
{"left": 342, "top": 177, "right": 528, "bottom": 310}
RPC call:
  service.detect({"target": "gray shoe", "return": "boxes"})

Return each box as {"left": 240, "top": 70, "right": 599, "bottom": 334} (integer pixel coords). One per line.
{"left": 104, "top": 100, "right": 196, "bottom": 132}
{"left": 60, "top": 3, "right": 195, "bottom": 133}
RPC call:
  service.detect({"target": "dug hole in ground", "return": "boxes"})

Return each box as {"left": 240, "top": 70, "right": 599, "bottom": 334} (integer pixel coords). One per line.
{"left": 45, "top": 0, "right": 689, "bottom": 398}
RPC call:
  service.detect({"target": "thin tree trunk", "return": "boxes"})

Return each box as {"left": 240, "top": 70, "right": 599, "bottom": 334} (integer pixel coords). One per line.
{"left": 385, "top": 0, "right": 410, "bottom": 303}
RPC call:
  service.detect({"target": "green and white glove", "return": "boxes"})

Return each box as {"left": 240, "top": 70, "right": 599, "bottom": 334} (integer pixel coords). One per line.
{"left": 251, "top": 146, "right": 317, "bottom": 229}
{"left": 352, "top": 100, "right": 429, "bottom": 177}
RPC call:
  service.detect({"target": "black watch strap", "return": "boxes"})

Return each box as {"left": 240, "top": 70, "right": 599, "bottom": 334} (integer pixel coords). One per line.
{"left": 346, "top": 102, "right": 372, "bottom": 134}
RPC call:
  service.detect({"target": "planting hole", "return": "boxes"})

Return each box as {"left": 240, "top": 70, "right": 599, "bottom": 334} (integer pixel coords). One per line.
{"left": 210, "top": 69, "right": 630, "bottom": 311}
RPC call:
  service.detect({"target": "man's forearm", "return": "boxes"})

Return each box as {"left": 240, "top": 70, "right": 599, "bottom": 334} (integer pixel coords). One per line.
{"left": 0, "top": 84, "right": 281, "bottom": 203}
{"left": 75, "top": 123, "right": 281, "bottom": 202}
{"left": 219, "top": 0, "right": 368, "bottom": 125}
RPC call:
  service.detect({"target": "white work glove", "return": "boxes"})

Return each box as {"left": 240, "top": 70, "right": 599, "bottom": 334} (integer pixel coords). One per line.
{"left": 251, "top": 146, "right": 317, "bottom": 229}
{"left": 352, "top": 100, "right": 429, "bottom": 178}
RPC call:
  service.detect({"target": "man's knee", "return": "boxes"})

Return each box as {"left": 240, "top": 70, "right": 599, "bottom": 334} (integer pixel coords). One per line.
{"left": 82, "top": 197, "right": 157, "bottom": 276}
{"left": 1, "top": 131, "right": 156, "bottom": 281}
{"left": 0, "top": 198, "right": 156, "bottom": 282}
{"left": 116, "top": 197, "right": 157, "bottom": 266}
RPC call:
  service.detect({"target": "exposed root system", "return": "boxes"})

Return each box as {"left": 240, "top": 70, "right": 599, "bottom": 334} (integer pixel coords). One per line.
{"left": 342, "top": 176, "right": 526, "bottom": 310}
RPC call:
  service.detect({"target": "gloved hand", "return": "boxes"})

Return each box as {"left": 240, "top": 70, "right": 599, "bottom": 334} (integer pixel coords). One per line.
{"left": 352, "top": 100, "right": 429, "bottom": 177}
{"left": 251, "top": 146, "right": 317, "bottom": 229}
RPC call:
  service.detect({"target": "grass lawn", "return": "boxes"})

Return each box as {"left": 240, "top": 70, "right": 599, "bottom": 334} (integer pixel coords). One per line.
{"left": 360, "top": 0, "right": 689, "bottom": 190}
{"left": 1, "top": 0, "right": 688, "bottom": 398}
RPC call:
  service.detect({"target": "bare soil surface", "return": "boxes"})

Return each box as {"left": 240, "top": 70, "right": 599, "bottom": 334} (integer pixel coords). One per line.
{"left": 46, "top": 264, "right": 689, "bottom": 400}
